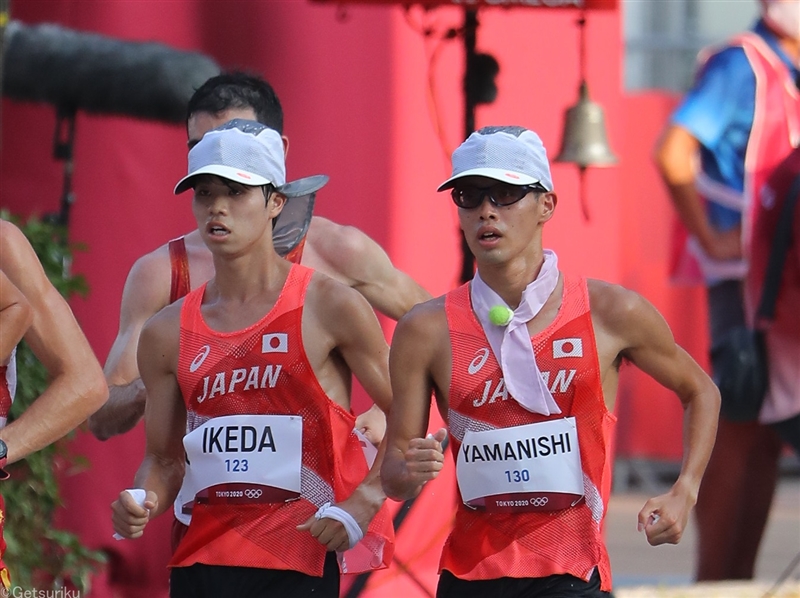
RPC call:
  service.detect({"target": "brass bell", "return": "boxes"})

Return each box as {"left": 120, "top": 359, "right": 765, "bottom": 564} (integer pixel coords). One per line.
{"left": 555, "top": 81, "right": 618, "bottom": 168}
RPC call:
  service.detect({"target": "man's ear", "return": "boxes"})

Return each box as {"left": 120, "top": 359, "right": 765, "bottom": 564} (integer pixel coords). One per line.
{"left": 539, "top": 192, "right": 557, "bottom": 223}
{"left": 281, "top": 135, "right": 290, "bottom": 159}
{"left": 268, "top": 191, "right": 287, "bottom": 221}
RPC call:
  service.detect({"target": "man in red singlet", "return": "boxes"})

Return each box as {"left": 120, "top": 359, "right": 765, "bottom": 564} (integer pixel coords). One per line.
{"left": 87, "top": 71, "right": 423, "bottom": 598}
{"left": 89, "top": 72, "right": 429, "bottom": 443}
{"left": 381, "top": 126, "right": 721, "bottom": 597}
{"left": 0, "top": 219, "right": 108, "bottom": 590}
{"left": 111, "top": 120, "right": 394, "bottom": 598}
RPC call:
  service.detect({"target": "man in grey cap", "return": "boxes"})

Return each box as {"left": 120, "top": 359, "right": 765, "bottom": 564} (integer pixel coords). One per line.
{"left": 111, "top": 119, "right": 394, "bottom": 598}
{"left": 381, "top": 126, "right": 720, "bottom": 597}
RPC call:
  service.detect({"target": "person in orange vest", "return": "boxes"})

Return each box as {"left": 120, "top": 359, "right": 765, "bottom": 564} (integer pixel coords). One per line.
{"left": 382, "top": 126, "right": 720, "bottom": 597}
{"left": 746, "top": 146, "right": 800, "bottom": 456}
{"left": 111, "top": 120, "right": 394, "bottom": 598}
{"left": 654, "top": 0, "right": 800, "bottom": 581}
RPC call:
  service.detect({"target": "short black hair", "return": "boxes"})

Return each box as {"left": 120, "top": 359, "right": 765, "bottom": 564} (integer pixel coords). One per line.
{"left": 187, "top": 71, "right": 284, "bottom": 134}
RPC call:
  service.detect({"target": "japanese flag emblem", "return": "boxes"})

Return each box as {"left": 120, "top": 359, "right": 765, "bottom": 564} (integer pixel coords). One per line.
{"left": 262, "top": 333, "right": 288, "bottom": 353}
{"left": 553, "top": 338, "right": 583, "bottom": 358}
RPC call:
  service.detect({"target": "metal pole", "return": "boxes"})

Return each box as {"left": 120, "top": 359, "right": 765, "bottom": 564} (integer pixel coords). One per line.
{"left": 460, "top": 8, "right": 478, "bottom": 283}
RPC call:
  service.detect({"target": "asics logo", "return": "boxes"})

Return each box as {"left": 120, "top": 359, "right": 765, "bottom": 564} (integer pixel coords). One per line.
{"left": 468, "top": 348, "right": 490, "bottom": 375}
{"left": 189, "top": 345, "right": 211, "bottom": 372}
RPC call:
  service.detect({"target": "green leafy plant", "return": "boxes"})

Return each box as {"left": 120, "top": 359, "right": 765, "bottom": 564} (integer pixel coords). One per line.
{"left": 0, "top": 211, "right": 106, "bottom": 592}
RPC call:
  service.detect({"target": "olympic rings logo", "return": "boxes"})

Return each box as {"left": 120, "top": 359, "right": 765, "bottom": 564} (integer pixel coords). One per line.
{"left": 531, "top": 497, "right": 549, "bottom": 507}
{"left": 244, "top": 489, "right": 263, "bottom": 499}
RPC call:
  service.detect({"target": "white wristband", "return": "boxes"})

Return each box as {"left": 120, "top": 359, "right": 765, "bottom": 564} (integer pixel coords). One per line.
{"left": 314, "top": 502, "right": 364, "bottom": 550}
{"left": 113, "top": 488, "right": 147, "bottom": 541}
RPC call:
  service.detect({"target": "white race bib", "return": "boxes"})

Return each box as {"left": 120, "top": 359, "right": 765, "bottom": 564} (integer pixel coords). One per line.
{"left": 456, "top": 417, "right": 584, "bottom": 513}
{"left": 174, "top": 414, "right": 302, "bottom": 524}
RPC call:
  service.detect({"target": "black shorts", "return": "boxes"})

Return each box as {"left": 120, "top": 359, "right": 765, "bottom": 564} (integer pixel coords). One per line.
{"left": 169, "top": 551, "right": 339, "bottom": 598}
{"left": 436, "top": 567, "right": 610, "bottom": 598}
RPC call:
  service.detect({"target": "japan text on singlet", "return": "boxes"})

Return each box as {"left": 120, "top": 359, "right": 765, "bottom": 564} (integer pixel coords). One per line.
{"left": 442, "top": 275, "right": 615, "bottom": 591}
{"left": 172, "top": 264, "right": 393, "bottom": 576}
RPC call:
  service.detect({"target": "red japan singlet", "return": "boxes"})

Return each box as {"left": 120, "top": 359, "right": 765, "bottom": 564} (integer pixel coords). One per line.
{"left": 171, "top": 263, "right": 393, "bottom": 575}
{"left": 168, "top": 237, "right": 191, "bottom": 303}
{"left": 442, "top": 275, "right": 615, "bottom": 591}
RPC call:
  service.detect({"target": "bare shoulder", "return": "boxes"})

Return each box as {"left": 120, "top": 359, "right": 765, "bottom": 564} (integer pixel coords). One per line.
{"left": 306, "top": 217, "right": 377, "bottom": 269}
{"left": 308, "top": 215, "right": 353, "bottom": 244}
{"left": 0, "top": 221, "right": 57, "bottom": 301}
{"left": 587, "top": 279, "right": 647, "bottom": 325}
{"left": 394, "top": 296, "right": 448, "bottom": 341}
{"left": 120, "top": 242, "right": 176, "bottom": 320}
{"left": 587, "top": 278, "right": 673, "bottom": 351}
{"left": 139, "top": 300, "right": 182, "bottom": 352}
{"left": 0, "top": 220, "right": 37, "bottom": 272}
{"left": 304, "top": 269, "right": 371, "bottom": 319}
{"left": 391, "top": 296, "right": 450, "bottom": 389}
{"left": 127, "top": 242, "right": 172, "bottom": 289}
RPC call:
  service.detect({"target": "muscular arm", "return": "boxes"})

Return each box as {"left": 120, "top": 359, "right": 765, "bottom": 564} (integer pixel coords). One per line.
{"left": 654, "top": 124, "right": 741, "bottom": 260}
{"left": 0, "top": 221, "right": 107, "bottom": 463}
{"left": 592, "top": 282, "right": 720, "bottom": 545}
{"left": 88, "top": 251, "right": 171, "bottom": 440}
{"left": 298, "top": 278, "right": 395, "bottom": 548}
{"left": 381, "top": 300, "right": 449, "bottom": 502}
{"left": 111, "top": 308, "right": 185, "bottom": 539}
{"left": 0, "top": 270, "right": 32, "bottom": 362}
{"left": 308, "top": 218, "right": 431, "bottom": 320}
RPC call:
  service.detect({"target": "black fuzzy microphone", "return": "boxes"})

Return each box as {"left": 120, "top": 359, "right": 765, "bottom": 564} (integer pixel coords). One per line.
{"left": 2, "top": 21, "right": 220, "bottom": 123}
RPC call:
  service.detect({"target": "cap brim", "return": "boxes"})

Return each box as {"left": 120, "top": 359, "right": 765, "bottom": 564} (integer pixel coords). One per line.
{"left": 174, "top": 165, "right": 273, "bottom": 195}
{"left": 437, "top": 167, "right": 541, "bottom": 192}
{"left": 278, "top": 174, "right": 329, "bottom": 198}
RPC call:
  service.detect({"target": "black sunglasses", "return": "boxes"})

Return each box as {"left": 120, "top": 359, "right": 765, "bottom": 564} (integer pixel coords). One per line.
{"left": 450, "top": 182, "right": 548, "bottom": 209}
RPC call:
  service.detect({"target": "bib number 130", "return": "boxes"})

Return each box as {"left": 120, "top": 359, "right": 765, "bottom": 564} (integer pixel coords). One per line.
{"left": 505, "top": 469, "right": 530, "bottom": 483}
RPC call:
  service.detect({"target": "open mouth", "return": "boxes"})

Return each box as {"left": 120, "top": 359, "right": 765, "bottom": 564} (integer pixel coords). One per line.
{"left": 207, "top": 224, "right": 230, "bottom": 237}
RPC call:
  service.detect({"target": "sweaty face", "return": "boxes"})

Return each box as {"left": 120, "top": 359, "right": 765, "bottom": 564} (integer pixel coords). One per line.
{"left": 191, "top": 175, "right": 283, "bottom": 256}
{"left": 187, "top": 107, "right": 258, "bottom": 149}
{"left": 455, "top": 176, "right": 553, "bottom": 266}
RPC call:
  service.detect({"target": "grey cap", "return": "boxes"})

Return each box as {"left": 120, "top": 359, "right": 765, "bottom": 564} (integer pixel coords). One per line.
{"left": 438, "top": 126, "right": 553, "bottom": 192}
{"left": 174, "top": 119, "right": 329, "bottom": 197}
{"left": 174, "top": 119, "right": 285, "bottom": 194}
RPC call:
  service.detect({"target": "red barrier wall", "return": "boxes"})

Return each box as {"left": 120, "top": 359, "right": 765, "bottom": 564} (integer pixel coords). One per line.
{"left": 616, "top": 92, "right": 710, "bottom": 460}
